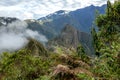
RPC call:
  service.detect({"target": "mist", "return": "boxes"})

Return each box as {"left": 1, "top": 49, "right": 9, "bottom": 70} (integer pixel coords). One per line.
{"left": 0, "top": 20, "right": 48, "bottom": 53}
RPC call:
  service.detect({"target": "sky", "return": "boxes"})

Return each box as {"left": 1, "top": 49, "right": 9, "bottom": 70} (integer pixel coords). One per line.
{"left": 0, "top": 0, "right": 114, "bottom": 20}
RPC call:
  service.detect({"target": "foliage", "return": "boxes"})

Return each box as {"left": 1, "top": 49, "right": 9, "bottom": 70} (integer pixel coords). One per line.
{"left": 77, "top": 44, "right": 91, "bottom": 64}
{"left": 77, "top": 73, "right": 94, "bottom": 80}
{"left": 91, "top": 0, "right": 120, "bottom": 79}
{"left": 35, "top": 75, "right": 51, "bottom": 80}
{"left": 0, "top": 49, "right": 51, "bottom": 80}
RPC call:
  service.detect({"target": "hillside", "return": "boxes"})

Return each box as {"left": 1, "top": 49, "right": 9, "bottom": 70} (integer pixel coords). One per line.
{"left": 48, "top": 24, "right": 93, "bottom": 55}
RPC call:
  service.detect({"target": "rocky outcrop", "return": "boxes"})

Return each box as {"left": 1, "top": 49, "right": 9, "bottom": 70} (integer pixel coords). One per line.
{"left": 48, "top": 24, "right": 94, "bottom": 55}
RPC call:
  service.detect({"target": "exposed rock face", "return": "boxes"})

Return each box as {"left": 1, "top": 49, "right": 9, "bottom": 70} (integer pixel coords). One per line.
{"left": 48, "top": 24, "right": 94, "bottom": 55}
{"left": 54, "top": 24, "right": 80, "bottom": 48}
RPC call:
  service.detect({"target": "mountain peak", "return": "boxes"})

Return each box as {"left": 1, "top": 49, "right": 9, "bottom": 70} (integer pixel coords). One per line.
{"left": 48, "top": 24, "right": 80, "bottom": 48}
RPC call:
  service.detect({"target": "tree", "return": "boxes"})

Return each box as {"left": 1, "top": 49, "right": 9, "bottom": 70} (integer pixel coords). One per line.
{"left": 91, "top": 1, "right": 120, "bottom": 79}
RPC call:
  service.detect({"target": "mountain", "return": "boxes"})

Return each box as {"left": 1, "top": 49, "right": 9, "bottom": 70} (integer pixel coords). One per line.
{"left": 26, "top": 5, "right": 106, "bottom": 40}
{"left": 0, "top": 5, "right": 107, "bottom": 40}
{"left": 48, "top": 24, "right": 94, "bottom": 55}
{"left": 38, "top": 5, "right": 106, "bottom": 33}
{"left": 48, "top": 24, "right": 79, "bottom": 48}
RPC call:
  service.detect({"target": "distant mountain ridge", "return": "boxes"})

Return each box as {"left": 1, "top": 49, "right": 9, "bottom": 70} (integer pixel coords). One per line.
{"left": 37, "top": 4, "right": 106, "bottom": 34}
{"left": 25, "top": 4, "right": 106, "bottom": 40}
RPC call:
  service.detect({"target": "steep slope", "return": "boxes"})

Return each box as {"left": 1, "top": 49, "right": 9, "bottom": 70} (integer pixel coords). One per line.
{"left": 48, "top": 24, "right": 93, "bottom": 55}
{"left": 49, "top": 24, "right": 79, "bottom": 48}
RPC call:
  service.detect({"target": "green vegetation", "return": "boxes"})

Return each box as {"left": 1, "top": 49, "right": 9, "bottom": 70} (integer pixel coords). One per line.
{"left": 0, "top": 0, "right": 120, "bottom": 80}
{"left": 0, "top": 50, "right": 51, "bottom": 80}
{"left": 91, "top": 0, "right": 120, "bottom": 79}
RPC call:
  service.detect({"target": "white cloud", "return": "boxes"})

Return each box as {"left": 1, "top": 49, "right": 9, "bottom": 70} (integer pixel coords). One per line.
{"left": 0, "top": 20, "right": 48, "bottom": 53}
{"left": 26, "top": 29, "right": 48, "bottom": 43}
{"left": 0, "top": 0, "right": 114, "bottom": 20}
